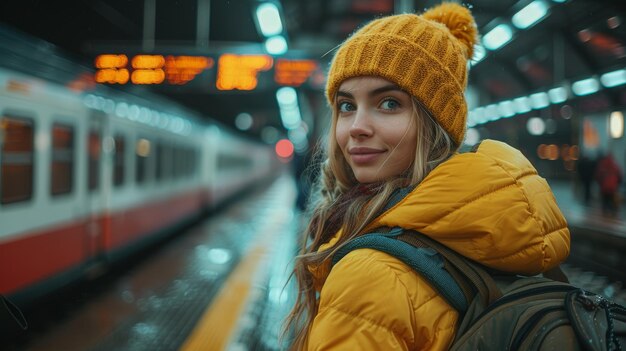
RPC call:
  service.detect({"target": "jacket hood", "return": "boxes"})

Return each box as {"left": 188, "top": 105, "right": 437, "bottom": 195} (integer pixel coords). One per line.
{"left": 311, "top": 140, "right": 570, "bottom": 289}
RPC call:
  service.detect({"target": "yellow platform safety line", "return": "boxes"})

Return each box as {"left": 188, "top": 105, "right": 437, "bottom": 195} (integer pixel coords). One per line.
{"left": 180, "top": 177, "right": 296, "bottom": 350}
{"left": 179, "top": 245, "right": 268, "bottom": 351}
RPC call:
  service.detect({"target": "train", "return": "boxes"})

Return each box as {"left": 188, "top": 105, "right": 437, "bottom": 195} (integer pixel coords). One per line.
{"left": 0, "top": 26, "right": 279, "bottom": 307}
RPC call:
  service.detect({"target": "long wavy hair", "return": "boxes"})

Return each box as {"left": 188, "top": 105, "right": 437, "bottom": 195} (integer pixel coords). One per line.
{"left": 282, "top": 96, "right": 458, "bottom": 350}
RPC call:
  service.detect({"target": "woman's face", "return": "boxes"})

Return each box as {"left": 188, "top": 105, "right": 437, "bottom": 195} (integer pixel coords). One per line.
{"left": 335, "top": 76, "right": 417, "bottom": 184}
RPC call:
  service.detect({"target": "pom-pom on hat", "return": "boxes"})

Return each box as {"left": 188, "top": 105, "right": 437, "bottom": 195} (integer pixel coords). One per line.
{"left": 325, "top": 2, "right": 478, "bottom": 146}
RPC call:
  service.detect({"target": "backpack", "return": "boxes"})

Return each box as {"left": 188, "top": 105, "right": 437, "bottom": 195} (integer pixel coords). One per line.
{"left": 331, "top": 227, "right": 626, "bottom": 351}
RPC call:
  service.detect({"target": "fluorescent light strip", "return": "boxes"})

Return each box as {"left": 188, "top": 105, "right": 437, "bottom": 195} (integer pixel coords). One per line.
{"left": 482, "top": 24, "right": 514, "bottom": 50}
{"left": 276, "top": 87, "right": 301, "bottom": 130}
{"left": 265, "top": 35, "right": 288, "bottom": 55}
{"left": 467, "top": 72, "right": 617, "bottom": 127}
{"left": 571, "top": 77, "right": 600, "bottom": 96}
{"left": 548, "top": 87, "right": 567, "bottom": 103}
{"left": 256, "top": 3, "right": 283, "bottom": 37}
{"left": 512, "top": 1, "right": 549, "bottom": 29}
{"left": 600, "top": 69, "right": 626, "bottom": 88}
{"left": 529, "top": 92, "right": 550, "bottom": 109}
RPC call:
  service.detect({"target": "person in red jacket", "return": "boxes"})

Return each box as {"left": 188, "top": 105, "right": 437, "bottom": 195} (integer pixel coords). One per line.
{"left": 595, "top": 153, "right": 623, "bottom": 216}
{"left": 282, "top": 3, "right": 570, "bottom": 350}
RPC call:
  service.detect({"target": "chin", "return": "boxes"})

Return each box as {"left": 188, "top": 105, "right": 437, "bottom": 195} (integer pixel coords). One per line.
{"left": 354, "top": 173, "right": 381, "bottom": 184}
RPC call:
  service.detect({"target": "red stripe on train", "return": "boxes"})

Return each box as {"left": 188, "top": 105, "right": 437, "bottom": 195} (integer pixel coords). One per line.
{"left": 0, "top": 220, "right": 86, "bottom": 295}
{"left": 0, "top": 189, "right": 207, "bottom": 295}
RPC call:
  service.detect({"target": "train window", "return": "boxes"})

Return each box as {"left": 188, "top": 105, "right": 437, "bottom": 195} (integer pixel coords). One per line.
{"left": 155, "top": 142, "right": 163, "bottom": 181}
{"left": 88, "top": 131, "right": 101, "bottom": 191}
{"left": 113, "top": 135, "right": 125, "bottom": 187}
{"left": 51, "top": 123, "right": 74, "bottom": 196}
{"left": 217, "top": 153, "right": 253, "bottom": 170}
{"left": 162, "top": 144, "right": 172, "bottom": 180}
{"left": 174, "top": 146, "right": 184, "bottom": 178}
{"left": 135, "top": 137, "right": 151, "bottom": 184}
{"left": 0, "top": 115, "right": 34, "bottom": 204}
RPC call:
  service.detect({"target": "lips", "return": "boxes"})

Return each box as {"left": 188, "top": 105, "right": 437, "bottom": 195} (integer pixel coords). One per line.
{"left": 348, "top": 147, "right": 385, "bottom": 164}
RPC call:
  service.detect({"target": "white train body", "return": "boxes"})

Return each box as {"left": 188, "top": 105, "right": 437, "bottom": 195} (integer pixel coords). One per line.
{"left": 0, "top": 50, "right": 277, "bottom": 303}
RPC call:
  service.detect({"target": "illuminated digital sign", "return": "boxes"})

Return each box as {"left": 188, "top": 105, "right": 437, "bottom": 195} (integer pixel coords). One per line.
{"left": 95, "top": 54, "right": 214, "bottom": 85}
{"left": 95, "top": 54, "right": 130, "bottom": 84}
{"left": 94, "top": 53, "right": 320, "bottom": 90}
{"left": 274, "top": 59, "right": 318, "bottom": 87}
{"left": 131, "top": 55, "right": 165, "bottom": 84}
{"left": 216, "top": 54, "right": 273, "bottom": 91}
{"left": 166, "top": 56, "right": 214, "bottom": 85}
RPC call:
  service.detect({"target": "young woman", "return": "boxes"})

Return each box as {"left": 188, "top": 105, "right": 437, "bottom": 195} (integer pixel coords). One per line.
{"left": 285, "top": 3, "right": 571, "bottom": 350}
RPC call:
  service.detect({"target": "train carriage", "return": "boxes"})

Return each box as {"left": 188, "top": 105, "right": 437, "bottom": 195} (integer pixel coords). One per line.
{"left": 0, "top": 28, "right": 278, "bottom": 305}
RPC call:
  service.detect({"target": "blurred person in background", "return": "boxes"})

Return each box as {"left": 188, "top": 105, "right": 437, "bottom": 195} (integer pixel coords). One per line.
{"left": 595, "top": 152, "right": 623, "bottom": 216}
{"left": 577, "top": 154, "right": 597, "bottom": 205}
{"left": 282, "top": 2, "right": 570, "bottom": 350}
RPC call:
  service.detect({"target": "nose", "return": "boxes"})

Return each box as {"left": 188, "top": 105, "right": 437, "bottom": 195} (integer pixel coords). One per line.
{"left": 349, "top": 109, "right": 373, "bottom": 138}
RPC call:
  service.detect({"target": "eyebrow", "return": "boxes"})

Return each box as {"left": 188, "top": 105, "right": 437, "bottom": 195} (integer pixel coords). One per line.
{"left": 336, "top": 84, "right": 404, "bottom": 99}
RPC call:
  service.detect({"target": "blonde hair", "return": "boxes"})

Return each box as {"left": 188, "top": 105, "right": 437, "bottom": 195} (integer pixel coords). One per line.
{"left": 282, "top": 97, "right": 457, "bottom": 350}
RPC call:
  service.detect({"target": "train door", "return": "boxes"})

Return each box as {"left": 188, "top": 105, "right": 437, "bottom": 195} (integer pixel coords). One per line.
{"left": 84, "top": 110, "right": 106, "bottom": 266}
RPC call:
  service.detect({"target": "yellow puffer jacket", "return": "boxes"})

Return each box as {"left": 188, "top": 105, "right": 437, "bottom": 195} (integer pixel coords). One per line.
{"left": 305, "top": 140, "right": 570, "bottom": 351}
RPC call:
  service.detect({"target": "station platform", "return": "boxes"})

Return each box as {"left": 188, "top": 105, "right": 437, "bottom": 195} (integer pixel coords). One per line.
{"left": 10, "top": 176, "right": 626, "bottom": 351}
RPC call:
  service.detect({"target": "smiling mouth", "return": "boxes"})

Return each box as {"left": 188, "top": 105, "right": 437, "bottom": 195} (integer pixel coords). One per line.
{"left": 349, "top": 150, "right": 385, "bottom": 164}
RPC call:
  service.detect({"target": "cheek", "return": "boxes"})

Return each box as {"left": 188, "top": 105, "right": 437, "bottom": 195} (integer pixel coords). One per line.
{"left": 393, "top": 118, "right": 417, "bottom": 157}
{"left": 335, "top": 120, "right": 349, "bottom": 149}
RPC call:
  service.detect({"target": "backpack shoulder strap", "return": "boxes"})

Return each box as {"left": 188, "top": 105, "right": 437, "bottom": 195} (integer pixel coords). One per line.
{"left": 331, "top": 227, "right": 470, "bottom": 312}
{"left": 396, "top": 230, "right": 503, "bottom": 306}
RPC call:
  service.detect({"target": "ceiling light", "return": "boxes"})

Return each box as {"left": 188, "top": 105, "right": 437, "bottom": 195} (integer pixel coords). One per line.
{"left": 600, "top": 69, "right": 626, "bottom": 88}
{"left": 482, "top": 24, "right": 514, "bottom": 50}
{"left": 473, "top": 107, "right": 487, "bottom": 124}
{"left": 513, "top": 96, "right": 532, "bottom": 114}
{"left": 485, "top": 104, "right": 501, "bottom": 121}
{"left": 498, "top": 100, "right": 516, "bottom": 117}
{"left": 512, "top": 1, "right": 550, "bottom": 29}
{"left": 256, "top": 3, "right": 283, "bottom": 37}
{"left": 529, "top": 92, "right": 549, "bottom": 109}
{"left": 265, "top": 36, "right": 288, "bottom": 55}
{"left": 572, "top": 77, "right": 600, "bottom": 96}
{"left": 527, "top": 117, "right": 546, "bottom": 136}
{"left": 610, "top": 111, "right": 624, "bottom": 139}
{"left": 276, "top": 87, "right": 301, "bottom": 130}
{"left": 548, "top": 86, "right": 568, "bottom": 103}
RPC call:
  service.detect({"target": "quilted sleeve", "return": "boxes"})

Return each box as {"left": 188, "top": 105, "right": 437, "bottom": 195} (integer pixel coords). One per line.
{"left": 306, "top": 249, "right": 457, "bottom": 350}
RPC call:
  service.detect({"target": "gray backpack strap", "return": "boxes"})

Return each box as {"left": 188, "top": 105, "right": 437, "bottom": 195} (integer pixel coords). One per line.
{"left": 331, "top": 228, "right": 469, "bottom": 312}
{"left": 396, "top": 231, "right": 503, "bottom": 307}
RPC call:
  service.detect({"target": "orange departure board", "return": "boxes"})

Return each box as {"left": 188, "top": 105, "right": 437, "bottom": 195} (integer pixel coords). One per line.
{"left": 216, "top": 54, "right": 273, "bottom": 90}
{"left": 165, "top": 56, "right": 214, "bottom": 85}
{"left": 131, "top": 55, "right": 165, "bottom": 84}
{"left": 94, "top": 54, "right": 213, "bottom": 85}
{"left": 94, "top": 53, "right": 321, "bottom": 90}
{"left": 274, "top": 59, "right": 318, "bottom": 86}
{"left": 94, "top": 54, "right": 130, "bottom": 84}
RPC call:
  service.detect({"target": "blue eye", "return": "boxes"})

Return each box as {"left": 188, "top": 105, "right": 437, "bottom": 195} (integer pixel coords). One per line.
{"left": 380, "top": 99, "right": 400, "bottom": 110}
{"left": 338, "top": 101, "right": 355, "bottom": 112}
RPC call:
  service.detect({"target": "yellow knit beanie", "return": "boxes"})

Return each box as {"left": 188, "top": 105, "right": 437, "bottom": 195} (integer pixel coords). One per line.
{"left": 325, "top": 2, "right": 478, "bottom": 146}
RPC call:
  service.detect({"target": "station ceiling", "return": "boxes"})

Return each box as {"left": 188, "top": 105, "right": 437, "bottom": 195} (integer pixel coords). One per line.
{"left": 1, "top": 0, "right": 625, "bottom": 141}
